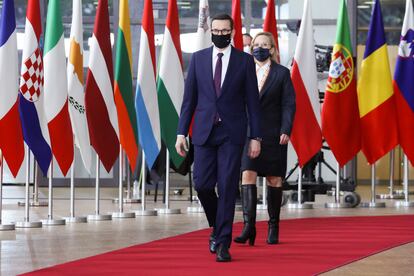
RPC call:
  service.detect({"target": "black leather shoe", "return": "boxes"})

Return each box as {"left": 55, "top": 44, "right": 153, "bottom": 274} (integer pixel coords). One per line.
{"left": 216, "top": 244, "right": 231, "bottom": 262}
{"left": 209, "top": 231, "right": 217, "bottom": 254}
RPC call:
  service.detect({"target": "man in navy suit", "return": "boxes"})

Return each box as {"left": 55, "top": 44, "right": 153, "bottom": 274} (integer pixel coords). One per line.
{"left": 176, "top": 14, "right": 262, "bottom": 262}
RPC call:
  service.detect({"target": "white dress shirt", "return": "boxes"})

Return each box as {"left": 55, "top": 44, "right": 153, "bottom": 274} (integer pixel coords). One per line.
{"left": 256, "top": 60, "right": 271, "bottom": 90}
{"left": 212, "top": 45, "right": 232, "bottom": 87}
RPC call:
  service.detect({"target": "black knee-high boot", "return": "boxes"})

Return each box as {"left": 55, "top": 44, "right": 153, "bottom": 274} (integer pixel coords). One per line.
{"left": 267, "top": 186, "right": 283, "bottom": 244}
{"left": 233, "top": 185, "right": 257, "bottom": 246}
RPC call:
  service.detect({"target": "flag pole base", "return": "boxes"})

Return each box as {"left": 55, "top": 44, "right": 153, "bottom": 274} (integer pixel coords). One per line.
{"left": 325, "top": 202, "right": 353, "bottom": 208}
{"left": 111, "top": 212, "right": 136, "bottom": 218}
{"left": 359, "top": 202, "right": 386, "bottom": 208}
{"left": 41, "top": 218, "right": 66, "bottom": 226}
{"left": 0, "top": 224, "right": 15, "bottom": 231}
{"left": 87, "top": 214, "right": 112, "bottom": 221}
{"left": 112, "top": 198, "right": 141, "bottom": 204}
{"left": 15, "top": 221, "right": 42, "bottom": 228}
{"left": 394, "top": 201, "right": 414, "bottom": 207}
{"left": 286, "top": 203, "right": 313, "bottom": 209}
{"left": 63, "top": 216, "right": 87, "bottom": 223}
{"left": 376, "top": 194, "right": 405, "bottom": 200}
{"left": 135, "top": 210, "right": 157, "bottom": 216}
{"left": 394, "top": 190, "right": 414, "bottom": 195}
{"left": 156, "top": 208, "right": 181, "bottom": 215}
{"left": 18, "top": 201, "right": 48, "bottom": 207}
{"left": 186, "top": 206, "right": 204, "bottom": 213}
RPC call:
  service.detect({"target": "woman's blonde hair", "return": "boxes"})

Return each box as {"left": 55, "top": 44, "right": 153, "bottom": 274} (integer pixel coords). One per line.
{"left": 250, "top": 31, "right": 279, "bottom": 63}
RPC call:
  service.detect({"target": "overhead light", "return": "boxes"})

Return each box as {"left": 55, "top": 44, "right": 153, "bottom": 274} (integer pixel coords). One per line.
{"left": 363, "top": 1, "right": 375, "bottom": 4}
{"left": 358, "top": 5, "right": 370, "bottom": 9}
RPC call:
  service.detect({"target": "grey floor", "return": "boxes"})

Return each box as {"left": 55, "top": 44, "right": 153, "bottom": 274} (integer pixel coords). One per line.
{"left": 0, "top": 185, "right": 414, "bottom": 276}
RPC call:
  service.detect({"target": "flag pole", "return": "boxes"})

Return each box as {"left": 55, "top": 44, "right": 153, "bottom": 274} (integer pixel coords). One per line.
{"left": 0, "top": 152, "right": 15, "bottom": 231}
{"left": 287, "top": 167, "right": 313, "bottom": 209}
{"left": 88, "top": 155, "right": 112, "bottom": 221}
{"left": 377, "top": 149, "right": 403, "bottom": 199}
{"left": 112, "top": 151, "right": 141, "bottom": 204}
{"left": 157, "top": 150, "right": 181, "bottom": 214}
{"left": 360, "top": 163, "right": 386, "bottom": 208}
{"left": 395, "top": 154, "right": 414, "bottom": 207}
{"left": 15, "top": 146, "right": 42, "bottom": 228}
{"left": 112, "top": 147, "right": 135, "bottom": 218}
{"left": 17, "top": 158, "right": 48, "bottom": 207}
{"left": 325, "top": 162, "right": 352, "bottom": 208}
{"left": 135, "top": 152, "right": 157, "bottom": 216}
{"left": 64, "top": 145, "right": 87, "bottom": 223}
{"left": 41, "top": 161, "right": 65, "bottom": 225}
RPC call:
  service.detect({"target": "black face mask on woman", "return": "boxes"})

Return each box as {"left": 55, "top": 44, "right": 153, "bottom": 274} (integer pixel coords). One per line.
{"left": 252, "top": 47, "right": 271, "bottom": 62}
{"left": 211, "top": 33, "right": 232, "bottom": 49}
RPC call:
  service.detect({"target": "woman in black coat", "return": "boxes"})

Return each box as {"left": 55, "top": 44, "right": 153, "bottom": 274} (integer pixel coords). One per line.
{"left": 234, "top": 32, "right": 295, "bottom": 246}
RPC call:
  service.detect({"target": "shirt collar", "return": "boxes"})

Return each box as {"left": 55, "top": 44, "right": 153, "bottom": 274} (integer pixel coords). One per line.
{"left": 213, "top": 45, "right": 232, "bottom": 58}
{"left": 255, "top": 60, "right": 271, "bottom": 70}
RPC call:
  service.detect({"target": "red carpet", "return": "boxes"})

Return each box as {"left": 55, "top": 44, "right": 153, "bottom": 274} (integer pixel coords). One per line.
{"left": 24, "top": 215, "right": 414, "bottom": 276}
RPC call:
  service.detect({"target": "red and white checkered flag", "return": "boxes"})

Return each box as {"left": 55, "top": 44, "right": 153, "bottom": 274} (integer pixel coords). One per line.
{"left": 20, "top": 47, "right": 43, "bottom": 102}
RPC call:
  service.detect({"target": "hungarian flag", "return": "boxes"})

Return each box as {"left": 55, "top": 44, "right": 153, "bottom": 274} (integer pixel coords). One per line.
{"left": 19, "top": 0, "right": 52, "bottom": 176}
{"left": 135, "top": 0, "right": 161, "bottom": 169}
{"left": 322, "top": 0, "right": 361, "bottom": 167}
{"left": 290, "top": 0, "right": 322, "bottom": 167}
{"left": 263, "top": 0, "right": 280, "bottom": 63}
{"left": 114, "top": 0, "right": 138, "bottom": 171}
{"left": 157, "top": 0, "right": 185, "bottom": 168}
{"left": 196, "top": 0, "right": 212, "bottom": 50}
{"left": 67, "top": 0, "right": 92, "bottom": 173}
{"left": 232, "top": 0, "right": 243, "bottom": 50}
{"left": 85, "top": 0, "right": 119, "bottom": 172}
{"left": 357, "top": 0, "right": 398, "bottom": 164}
{"left": 43, "top": 0, "right": 74, "bottom": 176}
{"left": 0, "top": 0, "right": 24, "bottom": 177}
{"left": 394, "top": 0, "right": 414, "bottom": 165}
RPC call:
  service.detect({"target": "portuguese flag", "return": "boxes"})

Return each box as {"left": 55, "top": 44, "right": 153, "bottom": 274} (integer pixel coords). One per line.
{"left": 321, "top": 0, "right": 361, "bottom": 167}
{"left": 114, "top": 0, "right": 138, "bottom": 170}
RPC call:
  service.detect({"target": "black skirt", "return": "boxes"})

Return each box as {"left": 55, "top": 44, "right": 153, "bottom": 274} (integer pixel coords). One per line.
{"left": 241, "top": 138, "right": 288, "bottom": 177}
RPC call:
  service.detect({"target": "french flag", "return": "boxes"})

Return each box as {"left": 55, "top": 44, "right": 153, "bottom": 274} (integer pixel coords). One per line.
{"left": 394, "top": 0, "right": 414, "bottom": 165}
{"left": 18, "top": 0, "right": 52, "bottom": 176}
{"left": 0, "top": 0, "right": 24, "bottom": 177}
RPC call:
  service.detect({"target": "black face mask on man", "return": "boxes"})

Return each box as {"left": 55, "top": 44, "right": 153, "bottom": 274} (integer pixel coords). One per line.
{"left": 252, "top": 47, "right": 271, "bottom": 62}
{"left": 212, "top": 33, "right": 232, "bottom": 49}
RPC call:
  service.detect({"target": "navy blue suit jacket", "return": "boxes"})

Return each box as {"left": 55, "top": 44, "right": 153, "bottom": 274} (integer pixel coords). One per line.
{"left": 178, "top": 46, "right": 261, "bottom": 146}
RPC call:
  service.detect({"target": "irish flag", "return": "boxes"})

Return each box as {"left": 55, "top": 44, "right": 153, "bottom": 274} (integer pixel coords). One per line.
{"left": 0, "top": 0, "right": 24, "bottom": 177}
{"left": 85, "top": 0, "right": 119, "bottom": 172}
{"left": 43, "top": 0, "right": 74, "bottom": 175}
{"left": 114, "top": 0, "right": 138, "bottom": 171}
{"left": 135, "top": 0, "right": 161, "bottom": 169}
{"left": 290, "top": 0, "right": 322, "bottom": 167}
{"left": 157, "top": 0, "right": 185, "bottom": 168}
{"left": 67, "top": 0, "right": 92, "bottom": 173}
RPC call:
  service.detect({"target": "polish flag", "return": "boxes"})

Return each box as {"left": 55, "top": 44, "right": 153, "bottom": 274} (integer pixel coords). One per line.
{"left": 232, "top": 0, "right": 243, "bottom": 50}
{"left": 290, "top": 0, "right": 322, "bottom": 167}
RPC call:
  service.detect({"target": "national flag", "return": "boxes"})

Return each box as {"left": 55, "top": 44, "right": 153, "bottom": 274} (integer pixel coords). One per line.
{"left": 157, "top": 0, "right": 185, "bottom": 168}
{"left": 263, "top": 0, "right": 280, "bottom": 63}
{"left": 290, "top": 0, "right": 322, "bottom": 167}
{"left": 394, "top": 0, "right": 414, "bottom": 165}
{"left": 0, "top": 0, "right": 24, "bottom": 177}
{"left": 357, "top": 0, "right": 398, "bottom": 164}
{"left": 43, "top": 0, "right": 74, "bottom": 176}
{"left": 135, "top": 0, "right": 161, "bottom": 169}
{"left": 321, "top": 0, "right": 361, "bottom": 167}
{"left": 67, "top": 0, "right": 92, "bottom": 173}
{"left": 195, "top": 0, "right": 212, "bottom": 50}
{"left": 114, "top": 0, "right": 138, "bottom": 171}
{"left": 85, "top": 0, "right": 119, "bottom": 172}
{"left": 232, "top": 0, "right": 243, "bottom": 50}
{"left": 19, "top": 0, "right": 52, "bottom": 176}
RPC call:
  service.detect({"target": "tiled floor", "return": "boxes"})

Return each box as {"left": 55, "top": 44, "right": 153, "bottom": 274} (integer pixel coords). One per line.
{"left": 0, "top": 184, "right": 413, "bottom": 275}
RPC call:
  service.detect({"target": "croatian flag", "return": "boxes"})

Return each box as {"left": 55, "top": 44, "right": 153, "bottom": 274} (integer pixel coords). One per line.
{"left": 394, "top": 0, "right": 414, "bottom": 165}
{"left": 19, "top": 0, "right": 52, "bottom": 176}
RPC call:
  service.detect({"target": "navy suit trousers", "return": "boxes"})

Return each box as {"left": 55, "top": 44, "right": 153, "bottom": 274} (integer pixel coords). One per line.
{"left": 193, "top": 123, "right": 243, "bottom": 248}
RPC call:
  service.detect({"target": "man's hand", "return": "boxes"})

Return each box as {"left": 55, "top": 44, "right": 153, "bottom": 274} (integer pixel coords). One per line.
{"left": 248, "top": 139, "right": 261, "bottom": 159}
{"left": 175, "top": 136, "right": 188, "bottom": 157}
{"left": 280, "top": 134, "right": 290, "bottom": 145}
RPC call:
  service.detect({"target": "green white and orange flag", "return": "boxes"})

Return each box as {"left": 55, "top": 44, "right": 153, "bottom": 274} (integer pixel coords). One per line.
{"left": 67, "top": 0, "right": 92, "bottom": 173}
{"left": 157, "top": 0, "right": 185, "bottom": 168}
{"left": 114, "top": 0, "right": 138, "bottom": 170}
{"left": 322, "top": 0, "right": 361, "bottom": 167}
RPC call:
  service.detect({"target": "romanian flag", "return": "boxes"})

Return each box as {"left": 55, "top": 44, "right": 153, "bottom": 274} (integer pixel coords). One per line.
{"left": 114, "top": 0, "right": 139, "bottom": 171}
{"left": 394, "top": 0, "right": 414, "bottom": 165}
{"left": 322, "top": 0, "right": 360, "bottom": 167}
{"left": 357, "top": 0, "right": 398, "bottom": 164}
{"left": 231, "top": 0, "right": 243, "bottom": 50}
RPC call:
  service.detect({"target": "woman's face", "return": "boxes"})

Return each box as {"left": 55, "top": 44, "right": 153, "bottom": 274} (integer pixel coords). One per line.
{"left": 252, "top": 35, "right": 274, "bottom": 57}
